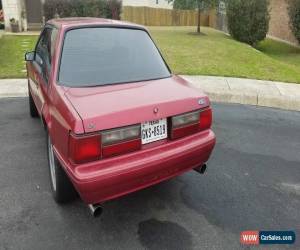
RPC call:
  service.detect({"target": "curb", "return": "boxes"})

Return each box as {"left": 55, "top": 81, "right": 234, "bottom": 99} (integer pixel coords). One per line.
{"left": 204, "top": 90, "right": 300, "bottom": 112}
{"left": 181, "top": 75, "right": 300, "bottom": 112}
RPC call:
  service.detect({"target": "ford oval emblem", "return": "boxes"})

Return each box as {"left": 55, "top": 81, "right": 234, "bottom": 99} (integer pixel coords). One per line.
{"left": 153, "top": 107, "right": 159, "bottom": 114}
{"left": 198, "top": 98, "right": 206, "bottom": 105}
{"left": 87, "top": 123, "right": 95, "bottom": 130}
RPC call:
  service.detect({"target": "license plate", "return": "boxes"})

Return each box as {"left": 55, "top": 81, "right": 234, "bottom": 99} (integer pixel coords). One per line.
{"left": 141, "top": 118, "right": 168, "bottom": 144}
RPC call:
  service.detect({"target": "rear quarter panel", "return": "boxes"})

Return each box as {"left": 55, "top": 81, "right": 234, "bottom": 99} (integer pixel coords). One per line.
{"left": 44, "top": 26, "right": 85, "bottom": 165}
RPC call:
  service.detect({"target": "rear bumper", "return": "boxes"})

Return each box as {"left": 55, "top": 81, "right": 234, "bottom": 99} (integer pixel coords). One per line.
{"left": 58, "top": 130, "right": 216, "bottom": 204}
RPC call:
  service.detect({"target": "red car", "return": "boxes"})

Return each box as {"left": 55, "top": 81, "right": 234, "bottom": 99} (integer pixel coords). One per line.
{"left": 25, "top": 18, "right": 216, "bottom": 217}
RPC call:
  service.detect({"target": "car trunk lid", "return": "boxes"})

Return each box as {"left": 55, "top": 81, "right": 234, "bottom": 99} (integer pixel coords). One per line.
{"left": 64, "top": 76, "right": 209, "bottom": 133}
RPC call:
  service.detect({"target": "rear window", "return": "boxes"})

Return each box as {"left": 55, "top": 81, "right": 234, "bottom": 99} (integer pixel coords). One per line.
{"left": 58, "top": 27, "right": 171, "bottom": 87}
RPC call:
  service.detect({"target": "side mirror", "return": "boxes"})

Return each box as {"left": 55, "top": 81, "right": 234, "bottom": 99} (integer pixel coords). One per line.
{"left": 25, "top": 51, "right": 35, "bottom": 62}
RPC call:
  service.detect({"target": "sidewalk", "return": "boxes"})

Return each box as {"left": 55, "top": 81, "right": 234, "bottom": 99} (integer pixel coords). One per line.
{"left": 0, "top": 79, "right": 27, "bottom": 98}
{"left": 182, "top": 75, "right": 300, "bottom": 112}
{"left": 0, "top": 76, "right": 300, "bottom": 112}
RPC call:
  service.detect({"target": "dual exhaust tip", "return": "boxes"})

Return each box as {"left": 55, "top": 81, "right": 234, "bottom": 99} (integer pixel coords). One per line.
{"left": 88, "top": 204, "right": 103, "bottom": 218}
{"left": 87, "top": 164, "right": 207, "bottom": 217}
{"left": 194, "top": 163, "right": 207, "bottom": 174}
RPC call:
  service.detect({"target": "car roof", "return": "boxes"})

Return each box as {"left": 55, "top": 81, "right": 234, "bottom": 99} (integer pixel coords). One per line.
{"left": 47, "top": 17, "right": 145, "bottom": 30}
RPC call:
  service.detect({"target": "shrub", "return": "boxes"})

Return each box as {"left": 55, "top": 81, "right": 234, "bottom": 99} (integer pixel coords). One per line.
{"left": 106, "top": 0, "right": 122, "bottom": 19}
{"left": 43, "top": 0, "right": 122, "bottom": 21}
{"left": 226, "top": 0, "right": 270, "bottom": 46}
{"left": 288, "top": 0, "right": 300, "bottom": 44}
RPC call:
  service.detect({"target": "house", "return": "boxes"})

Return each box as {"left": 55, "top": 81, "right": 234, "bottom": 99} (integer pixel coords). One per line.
{"left": 2, "top": 0, "right": 43, "bottom": 31}
{"left": 215, "top": 0, "right": 298, "bottom": 46}
{"left": 268, "top": 0, "right": 298, "bottom": 45}
{"left": 1, "top": 0, "right": 173, "bottom": 32}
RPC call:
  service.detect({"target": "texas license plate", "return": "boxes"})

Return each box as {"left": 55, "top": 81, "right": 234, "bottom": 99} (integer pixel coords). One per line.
{"left": 141, "top": 118, "right": 168, "bottom": 144}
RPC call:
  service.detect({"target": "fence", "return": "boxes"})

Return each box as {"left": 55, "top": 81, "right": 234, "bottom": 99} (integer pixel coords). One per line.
{"left": 122, "top": 6, "right": 212, "bottom": 26}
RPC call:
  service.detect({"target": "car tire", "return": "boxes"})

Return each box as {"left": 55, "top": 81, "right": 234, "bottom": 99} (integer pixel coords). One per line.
{"left": 47, "top": 133, "right": 77, "bottom": 203}
{"left": 29, "top": 90, "right": 39, "bottom": 118}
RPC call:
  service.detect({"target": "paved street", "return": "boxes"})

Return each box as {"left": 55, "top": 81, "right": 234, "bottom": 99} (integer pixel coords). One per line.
{"left": 0, "top": 98, "right": 299, "bottom": 250}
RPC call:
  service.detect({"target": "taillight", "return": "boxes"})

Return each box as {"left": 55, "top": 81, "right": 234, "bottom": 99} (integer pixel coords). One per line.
{"left": 199, "top": 108, "right": 212, "bottom": 131}
{"left": 102, "top": 139, "right": 141, "bottom": 158}
{"left": 172, "top": 110, "right": 200, "bottom": 128}
{"left": 69, "top": 125, "right": 141, "bottom": 164}
{"left": 101, "top": 125, "right": 141, "bottom": 158}
{"left": 69, "top": 133, "right": 101, "bottom": 164}
{"left": 171, "top": 108, "right": 212, "bottom": 140}
{"left": 101, "top": 125, "right": 140, "bottom": 145}
{"left": 171, "top": 123, "right": 199, "bottom": 139}
{"left": 68, "top": 108, "right": 213, "bottom": 164}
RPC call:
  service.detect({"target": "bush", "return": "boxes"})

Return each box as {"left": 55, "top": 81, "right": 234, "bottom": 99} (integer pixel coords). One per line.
{"left": 288, "top": 0, "right": 300, "bottom": 44}
{"left": 43, "top": 0, "right": 122, "bottom": 21}
{"left": 226, "top": 0, "right": 270, "bottom": 46}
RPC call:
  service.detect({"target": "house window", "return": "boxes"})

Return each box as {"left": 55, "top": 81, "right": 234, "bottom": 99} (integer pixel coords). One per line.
{"left": 156, "top": 0, "right": 159, "bottom": 4}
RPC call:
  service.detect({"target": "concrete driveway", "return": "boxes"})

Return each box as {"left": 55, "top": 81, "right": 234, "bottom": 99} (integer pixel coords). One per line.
{"left": 0, "top": 98, "right": 299, "bottom": 250}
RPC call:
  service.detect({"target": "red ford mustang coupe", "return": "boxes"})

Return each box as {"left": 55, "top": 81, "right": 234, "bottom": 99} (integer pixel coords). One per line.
{"left": 25, "top": 18, "right": 216, "bottom": 217}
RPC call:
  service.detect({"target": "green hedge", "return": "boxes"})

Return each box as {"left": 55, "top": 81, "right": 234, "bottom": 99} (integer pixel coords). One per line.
{"left": 288, "top": 0, "right": 300, "bottom": 44}
{"left": 43, "top": 0, "right": 122, "bottom": 21}
{"left": 226, "top": 0, "right": 270, "bottom": 46}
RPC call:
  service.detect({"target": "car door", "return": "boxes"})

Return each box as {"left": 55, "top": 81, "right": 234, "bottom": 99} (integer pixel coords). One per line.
{"left": 32, "top": 26, "right": 57, "bottom": 113}
{"left": 27, "top": 28, "right": 46, "bottom": 112}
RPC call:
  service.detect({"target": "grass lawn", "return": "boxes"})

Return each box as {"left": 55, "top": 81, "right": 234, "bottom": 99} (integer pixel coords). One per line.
{"left": 150, "top": 27, "right": 300, "bottom": 83}
{"left": 0, "top": 27, "right": 300, "bottom": 83}
{"left": 0, "top": 35, "right": 37, "bottom": 78}
{"left": 256, "top": 39, "right": 300, "bottom": 68}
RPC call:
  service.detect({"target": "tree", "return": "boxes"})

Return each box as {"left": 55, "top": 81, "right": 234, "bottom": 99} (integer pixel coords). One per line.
{"left": 169, "top": 0, "right": 217, "bottom": 33}
{"left": 288, "top": 0, "right": 300, "bottom": 44}
{"left": 226, "top": 0, "right": 270, "bottom": 46}
{"left": 43, "top": 0, "right": 122, "bottom": 21}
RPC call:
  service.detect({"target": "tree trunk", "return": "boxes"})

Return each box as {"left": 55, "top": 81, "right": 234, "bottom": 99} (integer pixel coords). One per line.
{"left": 197, "top": 6, "right": 201, "bottom": 33}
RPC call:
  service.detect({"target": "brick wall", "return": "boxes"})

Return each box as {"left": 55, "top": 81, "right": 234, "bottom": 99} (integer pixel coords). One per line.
{"left": 268, "top": 0, "right": 298, "bottom": 45}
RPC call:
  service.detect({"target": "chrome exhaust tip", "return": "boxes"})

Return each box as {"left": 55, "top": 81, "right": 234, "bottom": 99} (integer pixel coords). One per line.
{"left": 194, "top": 164, "right": 207, "bottom": 174}
{"left": 88, "top": 204, "right": 103, "bottom": 218}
